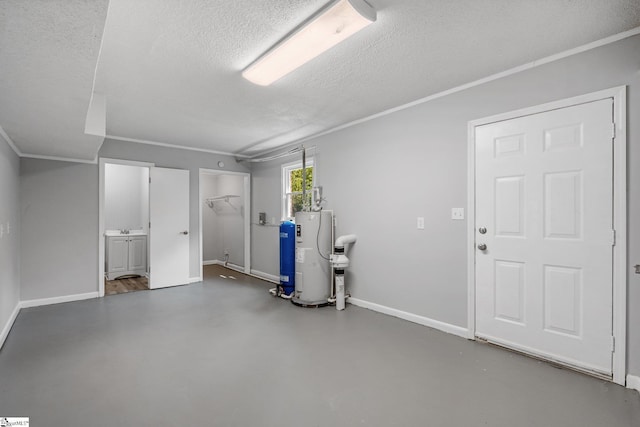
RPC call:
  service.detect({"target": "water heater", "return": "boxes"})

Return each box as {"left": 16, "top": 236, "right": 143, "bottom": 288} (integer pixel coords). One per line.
{"left": 292, "top": 210, "right": 333, "bottom": 307}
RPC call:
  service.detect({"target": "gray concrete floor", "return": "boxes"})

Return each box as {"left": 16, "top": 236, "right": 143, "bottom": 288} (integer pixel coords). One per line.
{"left": 1, "top": 265, "right": 639, "bottom": 426}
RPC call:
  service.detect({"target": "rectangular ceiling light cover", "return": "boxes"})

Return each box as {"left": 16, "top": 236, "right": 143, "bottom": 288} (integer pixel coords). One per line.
{"left": 242, "top": 0, "right": 376, "bottom": 86}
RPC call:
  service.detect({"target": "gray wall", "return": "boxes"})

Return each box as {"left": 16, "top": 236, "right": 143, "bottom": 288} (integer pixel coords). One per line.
{"left": 250, "top": 163, "right": 281, "bottom": 276}
{"left": 18, "top": 140, "right": 247, "bottom": 301}
{"left": 202, "top": 173, "right": 221, "bottom": 261}
{"left": 18, "top": 141, "right": 247, "bottom": 302}
{"left": 20, "top": 159, "right": 98, "bottom": 300}
{"left": 11, "top": 35, "right": 640, "bottom": 379}
{"left": 0, "top": 137, "right": 20, "bottom": 339}
{"left": 202, "top": 173, "right": 245, "bottom": 265}
{"left": 250, "top": 35, "right": 640, "bottom": 375}
{"left": 217, "top": 174, "right": 245, "bottom": 266}
{"left": 99, "top": 139, "right": 249, "bottom": 278}
{"left": 104, "top": 163, "right": 149, "bottom": 232}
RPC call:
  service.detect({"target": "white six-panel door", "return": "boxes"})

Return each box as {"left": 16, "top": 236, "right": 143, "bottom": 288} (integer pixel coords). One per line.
{"left": 475, "top": 99, "right": 614, "bottom": 375}
{"left": 149, "top": 167, "right": 190, "bottom": 289}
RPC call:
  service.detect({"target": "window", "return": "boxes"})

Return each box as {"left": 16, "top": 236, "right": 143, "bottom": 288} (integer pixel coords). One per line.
{"left": 282, "top": 160, "right": 314, "bottom": 220}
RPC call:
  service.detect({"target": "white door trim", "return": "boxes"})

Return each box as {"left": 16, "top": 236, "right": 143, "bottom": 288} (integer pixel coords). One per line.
{"left": 98, "top": 158, "right": 155, "bottom": 297}
{"left": 466, "top": 86, "right": 627, "bottom": 385}
{"left": 198, "top": 168, "right": 252, "bottom": 279}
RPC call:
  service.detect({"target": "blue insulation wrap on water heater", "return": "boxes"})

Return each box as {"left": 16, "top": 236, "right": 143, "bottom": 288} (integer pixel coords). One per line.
{"left": 280, "top": 221, "right": 296, "bottom": 295}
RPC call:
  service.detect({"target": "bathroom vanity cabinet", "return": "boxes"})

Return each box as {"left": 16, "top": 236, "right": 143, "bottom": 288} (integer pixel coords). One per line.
{"left": 105, "top": 234, "right": 147, "bottom": 280}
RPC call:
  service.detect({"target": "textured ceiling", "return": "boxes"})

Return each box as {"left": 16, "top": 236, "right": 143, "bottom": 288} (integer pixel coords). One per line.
{"left": 1, "top": 0, "right": 640, "bottom": 161}
{"left": 0, "top": 0, "right": 108, "bottom": 160}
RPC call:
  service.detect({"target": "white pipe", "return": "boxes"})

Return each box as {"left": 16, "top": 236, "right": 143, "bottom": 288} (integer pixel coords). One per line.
{"left": 239, "top": 145, "right": 317, "bottom": 163}
{"left": 302, "top": 147, "right": 307, "bottom": 210}
{"left": 335, "top": 234, "right": 357, "bottom": 248}
{"left": 269, "top": 287, "right": 293, "bottom": 300}
{"left": 330, "top": 212, "right": 335, "bottom": 298}
{"left": 335, "top": 274, "right": 346, "bottom": 310}
{"left": 333, "top": 233, "right": 356, "bottom": 310}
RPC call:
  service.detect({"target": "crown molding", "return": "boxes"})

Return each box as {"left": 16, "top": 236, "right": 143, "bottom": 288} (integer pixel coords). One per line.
{"left": 243, "top": 26, "right": 640, "bottom": 158}
{"left": 106, "top": 134, "right": 250, "bottom": 158}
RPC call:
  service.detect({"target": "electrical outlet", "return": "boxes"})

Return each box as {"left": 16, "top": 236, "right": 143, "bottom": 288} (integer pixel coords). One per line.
{"left": 417, "top": 217, "right": 425, "bottom": 229}
{"left": 224, "top": 248, "right": 230, "bottom": 256}
{"left": 451, "top": 208, "right": 465, "bottom": 220}
{"left": 635, "top": 265, "right": 640, "bottom": 274}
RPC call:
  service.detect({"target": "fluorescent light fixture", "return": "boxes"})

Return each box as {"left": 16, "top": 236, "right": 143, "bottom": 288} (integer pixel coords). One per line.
{"left": 242, "top": 0, "right": 376, "bottom": 86}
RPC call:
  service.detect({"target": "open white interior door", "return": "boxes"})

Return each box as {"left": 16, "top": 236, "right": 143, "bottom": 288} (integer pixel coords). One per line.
{"left": 149, "top": 167, "right": 190, "bottom": 289}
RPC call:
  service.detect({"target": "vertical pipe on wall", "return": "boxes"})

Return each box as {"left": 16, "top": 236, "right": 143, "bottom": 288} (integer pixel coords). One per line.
{"left": 302, "top": 147, "right": 307, "bottom": 211}
{"left": 330, "top": 213, "right": 335, "bottom": 299}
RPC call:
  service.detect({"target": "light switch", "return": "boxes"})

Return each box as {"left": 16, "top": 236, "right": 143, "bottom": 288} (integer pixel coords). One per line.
{"left": 451, "top": 208, "right": 465, "bottom": 220}
{"left": 0, "top": 223, "right": 3, "bottom": 239}
{"left": 6, "top": 221, "right": 9, "bottom": 234}
{"left": 417, "top": 217, "right": 425, "bottom": 229}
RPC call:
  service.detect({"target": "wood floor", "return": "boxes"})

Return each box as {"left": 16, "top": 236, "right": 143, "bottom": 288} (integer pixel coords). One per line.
{"left": 104, "top": 275, "right": 148, "bottom": 296}
{"left": 104, "top": 265, "right": 242, "bottom": 296}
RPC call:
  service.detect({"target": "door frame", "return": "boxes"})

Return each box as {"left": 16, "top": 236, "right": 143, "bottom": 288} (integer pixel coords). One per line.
{"left": 466, "top": 86, "right": 627, "bottom": 385}
{"left": 198, "top": 168, "right": 251, "bottom": 278}
{"left": 98, "top": 157, "right": 155, "bottom": 297}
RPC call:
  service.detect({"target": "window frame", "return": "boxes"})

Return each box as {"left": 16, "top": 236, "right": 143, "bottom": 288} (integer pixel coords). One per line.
{"left": 281, "top": 158, "right": 314, "bottom": 221}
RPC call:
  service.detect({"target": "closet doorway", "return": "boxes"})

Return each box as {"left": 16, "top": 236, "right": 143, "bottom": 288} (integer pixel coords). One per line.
{"left": 199, "top": 169, "right": 251, "bottom": 278}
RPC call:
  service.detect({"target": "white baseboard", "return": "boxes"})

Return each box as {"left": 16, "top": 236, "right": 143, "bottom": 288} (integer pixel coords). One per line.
{"left": 20, "top": 292, "right": 99, "bottom": 309}
{"left": 249, "top": 269, "right": 279, "bottom": 284}
{"left": 206, "top": 259, "right": 243, "bottom": 272}
{"left": 627, "top": 375, "right": 640, "bottom": 394}
{"left": 0, "top": 302, "right": 21, "bottom": 350}
{"left": 205, "top": 261, "right": 277, "bottom": 284}
{"left": 205, "top": 260, "right": 245, "bottom": 270}
{"left": 348, "top": 297, "right": 469, "bottom": 339}
{"left": 188, "top": 276, "right": 202, "bottom": 284}
{"left": 3, "top": 292, "right": 101, "bottom": 348}
{"left": 220, "top": 262, "right": 246, "bottom": 274}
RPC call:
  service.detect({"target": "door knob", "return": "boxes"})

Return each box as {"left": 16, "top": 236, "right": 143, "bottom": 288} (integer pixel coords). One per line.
{"left": 477, "top": 243, "right": 487, "bottom": 251}
{"left": 181, "top": 231, "right": 189, "bottom": 235}
{"left": 478, "top": 227, "right": 487, "bottom": 234}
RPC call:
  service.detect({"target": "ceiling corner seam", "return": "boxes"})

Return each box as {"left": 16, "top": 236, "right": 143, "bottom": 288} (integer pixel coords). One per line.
{"left": 0, "top": 125, "right": 22, "bottom": 157}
